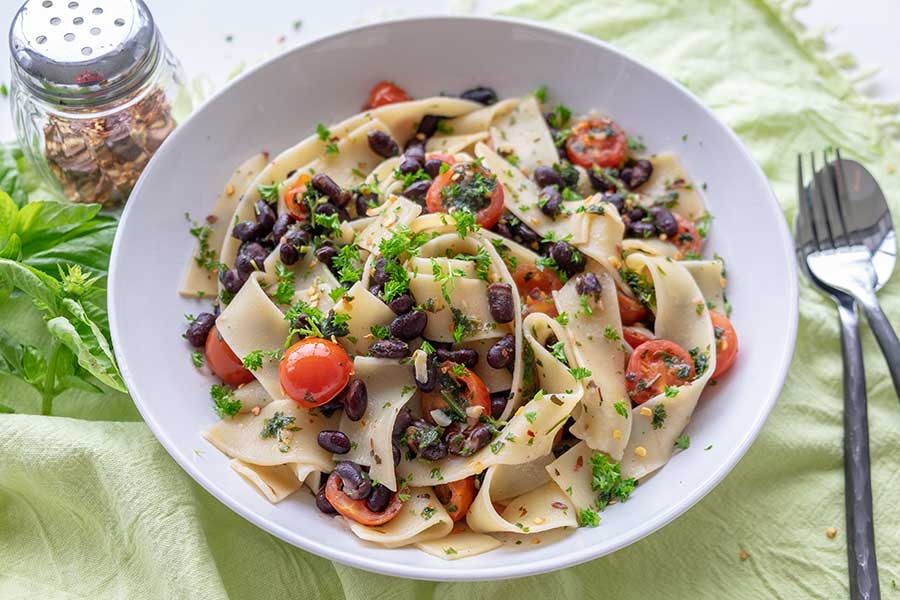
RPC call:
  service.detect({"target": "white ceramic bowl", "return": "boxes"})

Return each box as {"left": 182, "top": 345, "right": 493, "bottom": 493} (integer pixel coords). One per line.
{"left": 109, "top": 16, "right": 798, "bottom": 581}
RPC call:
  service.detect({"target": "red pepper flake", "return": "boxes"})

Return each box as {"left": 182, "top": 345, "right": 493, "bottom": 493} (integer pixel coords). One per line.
{"left": 551, "top": 501, "right": 568, "bottom": 510}
{"left": 574, "top": 455, "right": 584, "bottom": 471}
{"left": 526, "top": 429, "right": 535, "bottom": 438}
{"left": 206, "top": 214, "right": 218, "bottom": 224}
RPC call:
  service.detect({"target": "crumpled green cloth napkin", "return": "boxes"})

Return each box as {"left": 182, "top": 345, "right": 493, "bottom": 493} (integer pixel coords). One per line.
{"left": 2, "top": 0, "right": 899, "bottom": 598}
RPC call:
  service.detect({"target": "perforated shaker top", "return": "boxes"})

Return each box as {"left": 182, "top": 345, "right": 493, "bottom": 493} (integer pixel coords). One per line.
{"left": 9, "top": 0, "right": 160, "bottom": 103}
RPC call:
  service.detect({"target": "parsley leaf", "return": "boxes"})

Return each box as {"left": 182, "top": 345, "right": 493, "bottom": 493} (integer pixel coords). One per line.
{"left": 650, "top": 403, "right": 667, "bottom": 429}
{"left": 590, "top": 452, "right": 637, "bottom": 511}
{"left": 211, "top": 384, "right": 241, "bottom": 418}
{"left": 577, "top": 508, "right": 600, "bottom": 527}
{"left": 674, "top": 435, "right": 691, "bottom": 450}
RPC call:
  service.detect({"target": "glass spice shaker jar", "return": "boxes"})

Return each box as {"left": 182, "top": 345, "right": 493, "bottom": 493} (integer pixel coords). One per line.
{"left": 9, "top": 0, "right": 187, "bottom": 207}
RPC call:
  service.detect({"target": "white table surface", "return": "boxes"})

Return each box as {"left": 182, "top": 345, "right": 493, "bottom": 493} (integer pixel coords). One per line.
{"left": 1, "top": 0, "right": 898, "bottom": 142}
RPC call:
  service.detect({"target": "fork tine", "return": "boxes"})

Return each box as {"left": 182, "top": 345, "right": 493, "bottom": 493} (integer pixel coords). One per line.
{"left": 797, "top": 153, "right": 821, "bottom": 251}
{"left": 822, "top": 148, "right": 851, "bottom": 246}
{"left": 832, "top": 148, "right": 853, "bottom": 245}
{"left": 811, "top": 151, "right": 836, "bottom": 249}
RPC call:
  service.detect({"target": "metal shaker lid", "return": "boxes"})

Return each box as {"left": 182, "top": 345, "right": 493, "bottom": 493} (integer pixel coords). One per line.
{"left": 9, "top": 0, "right": 160, "bottom": 105}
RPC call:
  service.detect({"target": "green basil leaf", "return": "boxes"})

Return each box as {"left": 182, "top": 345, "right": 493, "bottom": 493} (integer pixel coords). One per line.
{"left": 16, "top": 201, "right": 102, "bottom": 249}
{"left": 0, "top": 327, "right": 25, "bottom": 374}
{"left": 21, "top": 344, "right": 46, "bottom": 386}
{"left": 23, "top": 218, "right": 116, "bottom": 276}
{"left": 0, "top": 403, "right": 14, "bottom": 414}
{"left": 0, "top": 191, "right": 18, "bottom": 244}
{"left": 0, "top": 258, "right": 61, "bottom": 315}
{"left": 1, "top": 233, "right": 22, "bottom": 260}
{"left": 0, "top": 144, "right": 30, "bottom": 207}
{"left": 47, "top": 298, "right": 124, "bottom": 392}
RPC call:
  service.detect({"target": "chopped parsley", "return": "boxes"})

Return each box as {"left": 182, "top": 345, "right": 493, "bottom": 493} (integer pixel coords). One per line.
{"left": 549, "top": 340, "right": 568, "bottom": 365}
{"left": 525, "top": 411, "right": 537, "bottom": 424}
{"left": 696, "top": 212, "right": 713, "bottom": 238}
{"left": 577, "top": 294, "right": 594, "bottom": 317}
{"left": 325, "top": 142, "right": 340, "bottom": 155}
{"left": 555, "top": 312, "right": 570, "bottom": 325}
{"left": 533, "top": 85, "right": 548, "bottom": 104}
{"left": 626, "top": 136, "right": 646, "bottom": 152}
{"left": 260, "top": 412, "right": 299, "bottom": 452}
{"left": 650, "top": 403, "right": 667, "bottom": 429}
{"left": 186, "top": 215, "right": 220, "bottom": 273}
{"left": 430, "top": 467, "right": 444, "bottom": 481}
{"left": 421, "top": 506, "right": 437, "bottom": 520}
{"left": 547, "top": 104, "right": 572, "bottom": 129}
{"left": 603, "top": 326, "right": 620, "bottom": 341}
{"left": 315, "top": 123, "right": 330, "bottom": 141}
{"left": 664, "top": 385, "right": 680, "bottom": 398}
{"left": 393, "top": 167, "right": 431, "bottom": 189}
{"left": 332, "top": 243, "right": 363, "bottom": 286}
{"left": 454, "top": 247, "right": 491, "bottom": 281}
{"left": 569, "top": 367, "right": 592, "bottom": 380}
{"left": 190, "top": 351, "right": 204, "bottom": 368}
{"left": 370, "top": 324, "right": 390, "bottom": 340}
{"left": 577, "top": 507, "right": 600, "bottom": 527}
{"left": 420, "top": 340, "right": 435, "bottom": 354}
{"left": 256, "top": 184, "right": 279, "bottom": 204}
{"left": 613, "top": 400, "right": 629, "bottom": 418}
{"left": 451, "top": 209, "right": 481, "bottom": 239}
{"left": 443, "top": 546, "right": 458, "bottom": 556}
{"left": 211, "top": 385, "right": 241, "bottom": 418}
{"left": 272, "top": 262, "right": 296, "bottom": 305}
{"left": 242, "top": 349, "right": 281, "bottom": 371}
{"left": 590, "top": 453, "right": 637, "bottom": 510}
{"left": 674, "top": 435, "right": 691, "bottom": 450}
{"left": 440, "top": 167, "right": 497, "bottom": 215}
{"left": 689, "top": 346, "right": 710, "bottom": 377}
{"left": 619, "top": 268, "right": 656, "bottom": 309}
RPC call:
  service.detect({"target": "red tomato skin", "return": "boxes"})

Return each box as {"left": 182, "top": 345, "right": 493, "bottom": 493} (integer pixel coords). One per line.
{"left": 424, "top": 163, "right": 505, "bottom": 229}
{"left": 623, "top": 326, "right": 654, "bottom": 349}
{"left": 710, "top": 311, "right": 738, "bottom": 378}
{"left": 283, "top": 174, "right": 312, "bottom": 219}
{"left": 325, "top": 472, "right": 403, "bottom": 526}
{"left": 366, "top": 81, "right": 411, "bottom": 108}
{"left": 673, "top": 214, "right": 702, "bottom": 255}
{"left": 435, "top": 477, "right": 476, "bottom": 522}
{"left": 617, "top": 290, "right": 649, "bottom": 326}
{"left": 279, "top": 338, "right": 352, "bottom": 408}
{"left": 421, "top": 362, "right": 491, "bottom": 421}
{"left": 565, "top": 119, "right": 627, "bottom": 168}
{"left": 205, "top": 325, "right": 254, "bottom": 385}
{"left": 625, "top": 339, "right": 695, "bottom": 405}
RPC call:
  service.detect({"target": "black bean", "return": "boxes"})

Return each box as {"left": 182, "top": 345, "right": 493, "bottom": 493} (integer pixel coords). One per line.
{"left": 220, "top": 268, "right": 244, "bottom": 294}
{"left": 319, "top": 393, "right": 345, "bottom": 417}
{"left": 415, "top": 354, "right": 438, "bottom": 392}
{"left": 236, "top": 242, "right": 267, "bottom": 276}
{"left": 315, "top": 486, "right": 338, "bottom": 514}
{"left": 487, "top": 283, "right": 514, "bottom": 324}
{"left": 290, "top": 312, "right": 312, "bottom": 332}
{"left": 398, "top": 157, "right": 422, "bottom": 175}
{"left": 444, "top": 423, "right": 467, "bottom": 455}
{"left": 603, "top": 192, "right": 626, "bottom": 215}
{"left": 403, "top": 179, "right": 433, "bottom": 202}
{"left": 370, "top": 339, "right": 410, "bottom": 359}
{"left": 627, "top": 207, "right": 646, "bottom": 222}
{"left": 369, "top": 282, "right": 385, "bottom": 297}
{"left": 539, "top": 186, "right": 563, "bottom": 217}
{"left": 367, "top": 129, "right": 400, "bottom": 158}
{"left": 387, "top": 293, "right": 414, "bottom": 315}
{"left": 626, "top": 220, "right": 657, "bottom": 238}
{"left": 333, "top": 461, "right": 371, "bottom": 500}
{"left": 620, "top": 159, "right": 653, "bottom": 190}
{"left": 588, "top": 169, "right": 616, "bottom": 193}
{"left": 460, "top": 86, "right": 498, "bottom": 105}
{"left": 423, "top": 158, "right": 444, "bottom": 178}
{"left": 490, "top": 390, "right": 510, "bottom": 419}
{"left": 231, "top": 220, "right": 261, "bottom": 242}
{"left": 279, "top": 243, "right": 300, "bottom": 265}
{"left": 651, "top": 206, "right": 678, "bottom": 238}
{"left": 534, "top": 165, "right": 563, "bottom": 188}
{"left": 435, "top": 348, "right": 479, "bottom": 369}
{"left": 457, "top": 424, "right": 492, "bottom": 456}
{"left": 403, "top": 141, "right": 426, "bottom": 165}
{"left": 317, "top": 430, "right": 351, "bottom": 454}
{"left": 575, "top": 272, "right": 602, "bottom": 298}
{"left": 285, "top": 229, "right": 310, "bottom": 247}
{"left": 315, "top": 202, "right": 338, "bottom": 218}
{"left": 271, "top": 213, "right": 295, "bottom": 240}
{"left": 392, "top": 442, "right": 401, "bottom": 466}
{"left": 366, "top": 484, "right": 393, "bottom": 512}
{"left": 417, "top": 115, "right": 440, "bottom": 138}
{"left": 335, "top": 191, "right": 352, "bottom": 208}
{"left": 185, "top": 312, "right": 216, "bottom": 347}
{"left": 344, "top": 380, "right": 368, "bottom": 421}
{"left": 255, "top": 200, "right": 276, "bottom": 234}
{"left": 393, "top": 408, "right": 413, "bottom": 437}
{"left": 316, "top": 245, "right": 337, "bottom": 268}
{"left": 549, "top": 241, "right": 585, "bottom": 276}
{"left": 354, "top": 189, "right": 380, "bottom": 216}
{"left": 420, "top": 439, "right": 448, "bottom": 461}
{"left": 371, "top": 257, "right": 390, "bottom": 285}
{"left": 516, "top": 219, "right": 540, "bottom": 246}
{"left": 487, "top": 334, "right": 515, "bottom": 369}
{"left": 389, "top": 310, "right": 427, "bottom": 341}
{"left": 311, "top": 173, "right": 343, "bottom": 200}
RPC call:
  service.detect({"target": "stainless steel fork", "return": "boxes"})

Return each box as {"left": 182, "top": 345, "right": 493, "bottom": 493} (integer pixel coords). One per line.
{"left": 795, "top": 151, "right": 880, "bottom": 600}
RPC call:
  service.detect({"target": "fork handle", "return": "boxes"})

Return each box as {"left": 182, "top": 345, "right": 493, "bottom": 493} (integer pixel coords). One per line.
{"left": 858, "top": 297, "right": 900, "bottom": 402}
{"left": 837, "top": 298, "right": 880, "bottom": 600}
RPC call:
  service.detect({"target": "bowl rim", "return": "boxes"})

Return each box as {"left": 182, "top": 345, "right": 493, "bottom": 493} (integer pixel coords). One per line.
{"left": 109, "top": 13, "right": 799, "bottom": 581}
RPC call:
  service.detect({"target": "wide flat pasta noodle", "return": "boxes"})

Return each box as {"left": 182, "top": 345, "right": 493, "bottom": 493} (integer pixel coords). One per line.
{"left": 619, "top": 254, "right": 717, "bottom": 479}
{"left": 489, "top": 96, "right": 558, "bottom": 176}
{"left": 621, "top": 237, "right": 679, "bottom": 258}
{"left": 545, "top": 441, "right": 597, "bottom": 512}
{"left": 181, "top": 152, "right": 268, "bottom": 297}
{"left": 415, "top": 530, "right": 502, "bottom": 560}
{"left": 637, "top": 153, "right": 707, "bottom": 221}
{"left": 296, "top": 119, "right": 389, "bottom": 188}
{"left": 339, "top": 357, "right": 417, "bottom": 491}
{"left": 349, "top": 487, "right": 453, "bottom": 548}
{"left": 229, "top": 459, "right": 301, "bottom": 503}
{"left": 216, "top": 274, "right": 289, "bottom": 399}
{"left": 439, "top": 98, "right": 518, "bottom": 135}
{"left": 203, "top": 399, "right": 338, "bottom": 470}
{"left": 357, "top": 196, "right": 422, "bottom": 253}
{"left": 425, "top": 131, "right": 489, "bottom": 155}
{"left": 232, "top": 379, "right": 273, "bottom": 413}
{"left": 332, "top": 282, "right": 396, "bottom": 357}
{"left": 682, "top": 259, "right": 727, "bottom": 313}
{"left": 260, "top": 249, "right": 340, "bottom": 313}
{"left": 475, "top": 142, "right": 587, "bottom": 244}
{"left": 554, "top": 269, "right": 632, "bottom": 459}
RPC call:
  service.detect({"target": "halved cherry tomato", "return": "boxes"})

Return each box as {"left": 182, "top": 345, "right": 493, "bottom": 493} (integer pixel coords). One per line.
{"left": 617, "top": 290, "right": 649, "bottom": 326}
{"left": 625, "top": 340, "right": 695, "bottom": 405}
{"left": 435, "top": 476, "right": 476, "bottom": 522}
{"left": 565, "top": 118, "right": 627, "bottom": 169}
{"left": 421, "top": 361, "right": 491, "bottom": 419}
{"left": 673, "top": 213, "right": 702, "bottom": 255}
{"left": 513, "top": 263, "right": 563, "bottom": 299}
{"left": 283, "top": 173, "right": 312, "bottom": 219}
{"left": 425, "top": 152, "right": 457, "bottom": 165}
{"left": 425, "top": 162, "right": 505, "bottom": 229}
{"left": 623, "top": 326, "right": 655, "bottom": 349}
{"left": 324, "top": 472, "right": 403, "bottom": 526}
{"left": 279, "top": 337, "right": 352, "bottom": 408}
{"left": 366, "top": 81, "right": 411, "bottom": 109}
{"left": 205, "top": 325, "right": 254, "bottom": 385}
{"left": 710, "top": 311, "right": 738, "bottom": 379}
